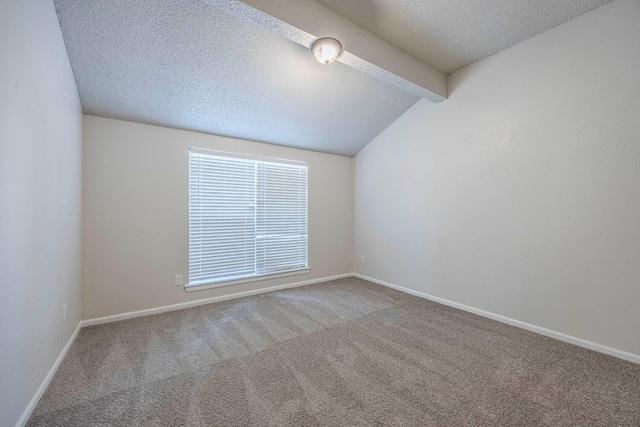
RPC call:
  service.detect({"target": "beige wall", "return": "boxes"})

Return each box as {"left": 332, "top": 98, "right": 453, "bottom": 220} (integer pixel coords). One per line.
{"left": 0, "top": 1, "right": 83, "bottom": 425}
{"left": 82, "top": 116, "right": 353, "bottom": 319}
{"left": 353, "top": 0, "right": 640, "bottom": 356}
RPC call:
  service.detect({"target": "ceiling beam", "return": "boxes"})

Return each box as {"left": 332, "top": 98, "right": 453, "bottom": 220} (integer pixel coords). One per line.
{"left": 207, "top": 0, "right": 447, "bottom": 102}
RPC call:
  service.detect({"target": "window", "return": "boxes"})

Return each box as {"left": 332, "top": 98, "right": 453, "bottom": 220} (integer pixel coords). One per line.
{"left": 188, "top": 148, "right": 308, "bottom": 289}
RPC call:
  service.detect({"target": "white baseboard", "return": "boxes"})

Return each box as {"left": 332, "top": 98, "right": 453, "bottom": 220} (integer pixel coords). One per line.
{"left": 80, "top": 273, "right": 353, "bottom": 327}
{"left": 16, "top": 322, "right": 82, "bottom": 427}
{"left": 353, "top": 273, "right": 640, "bottom": 365}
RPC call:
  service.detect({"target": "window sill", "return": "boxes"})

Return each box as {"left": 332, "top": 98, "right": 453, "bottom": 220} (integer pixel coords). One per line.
{"left": 184, "top": 268, "right": 311, "bottom": 293}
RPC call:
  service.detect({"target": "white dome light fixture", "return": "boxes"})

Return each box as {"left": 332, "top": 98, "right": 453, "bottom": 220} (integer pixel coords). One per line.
{"left": 311, "top": 37, "right": 342, "bottom": 65}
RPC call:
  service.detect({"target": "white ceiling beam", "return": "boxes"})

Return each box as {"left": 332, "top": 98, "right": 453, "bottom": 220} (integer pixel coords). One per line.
{"left": 207, "top": 0, "right": 447, "bottom": 102}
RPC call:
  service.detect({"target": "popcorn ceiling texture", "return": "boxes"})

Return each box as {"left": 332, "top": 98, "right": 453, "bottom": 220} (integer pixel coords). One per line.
{"left": 53, "top": 0, "right": 419, "bottom": 157}
{"left": 52, "top": 0, "right": 612, "bottom": 155}
{"left": 317, "top": 0, "right": 612, "bottom": 74}
{"left": 27, "top": 278, "right": 640, "bottom": 426}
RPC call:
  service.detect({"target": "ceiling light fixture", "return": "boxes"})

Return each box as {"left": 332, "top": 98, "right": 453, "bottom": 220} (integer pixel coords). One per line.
{"left": 311, "top": 37, "right": 342, "bottom": 65}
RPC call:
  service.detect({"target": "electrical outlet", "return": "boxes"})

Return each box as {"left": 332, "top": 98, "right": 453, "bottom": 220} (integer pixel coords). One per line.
{"left": 174, "top": 275, "right": 183, "bottom": 286}
{"left": 360, "top": 255, "right": 365, "bottom": 264}
{"left": 62, "top": 305, "right": 67, "bottom": 323}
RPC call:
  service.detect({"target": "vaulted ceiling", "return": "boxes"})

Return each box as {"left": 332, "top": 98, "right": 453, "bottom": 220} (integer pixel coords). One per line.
{"left": 54, "top": 0, "right": 610, "bottom": 156}
{"left": 315, "top": 0, "right": 611, "bottom": 74}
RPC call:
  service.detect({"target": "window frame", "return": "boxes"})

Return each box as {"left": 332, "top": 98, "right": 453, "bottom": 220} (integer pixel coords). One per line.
{"left": 185, "top": 148, "right": 310, "bottom": 292}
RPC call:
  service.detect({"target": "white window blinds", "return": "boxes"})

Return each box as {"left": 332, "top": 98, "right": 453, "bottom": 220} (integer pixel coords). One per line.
{"left": 189, "top": 149, "right": 308, "bottom": 287}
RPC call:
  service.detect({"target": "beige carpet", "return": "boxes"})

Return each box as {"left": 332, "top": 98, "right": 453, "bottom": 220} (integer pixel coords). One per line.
{"left": 28, "top": 277, "right": 640, "bottom": 426}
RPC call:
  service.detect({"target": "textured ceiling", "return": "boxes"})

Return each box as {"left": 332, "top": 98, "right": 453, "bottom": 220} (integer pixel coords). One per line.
{"left": 54, "top": 0, "right": 613, "bottom": 156}
{"left": 53, "top": 0, "right": 419, "bottom": 157}
{"left": 315, "top": 0, "right": 611, "bottom": 74}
